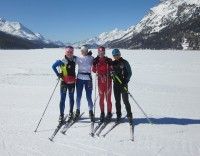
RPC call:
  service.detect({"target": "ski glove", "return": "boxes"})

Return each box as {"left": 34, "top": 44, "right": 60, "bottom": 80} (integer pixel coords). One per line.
{"left": 125, "top": 79, "right": 130, "bottom": 84}
{"left": 87, "top": 51, "right": 92, "bottom": 56}
{"left": 57, "top": 73, "right": 63, "bottom": 79}
{"left": 109, "top": 71, "right": 115, "bottom": 78}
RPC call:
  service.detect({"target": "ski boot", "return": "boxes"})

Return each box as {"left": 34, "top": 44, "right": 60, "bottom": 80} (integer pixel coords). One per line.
{"left": 99, "top": 112, "right": 105, "bottom": 122}
{"left": 105, "top": 112, "right": 112, "bottom": 122}
{"left": 116, "top": 114, "right": 122, "bottom": 123}
{"left": 89, "top": 110, "right": 95, "bottom": 122}
{"left": 67, "top": 112, "right": 74, "bottom": 121}
{"left": 73, "top": 109, "right": 80, "bottom": 121}
{"left": 58, "top": 114, "right": 65, "bottom": 124}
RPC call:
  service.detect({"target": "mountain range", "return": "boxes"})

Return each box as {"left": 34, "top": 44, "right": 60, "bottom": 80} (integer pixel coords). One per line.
{"left": 0, "top": 18, "right": 65, "bottom": 49}
{"left": 1, "top": 0, "right": 200, "bottom": 50}
{"left": 75, "top": 0, "right": 200, "bottom": 50}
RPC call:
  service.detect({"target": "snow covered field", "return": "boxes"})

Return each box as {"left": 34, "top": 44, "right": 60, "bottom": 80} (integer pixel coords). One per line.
{"left": 0, "top": 48, "right": 200, "bottom": 156}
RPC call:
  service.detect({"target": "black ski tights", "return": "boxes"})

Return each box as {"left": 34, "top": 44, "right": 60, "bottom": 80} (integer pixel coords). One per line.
{"left": 113, "top": 84, "right": 132, "bottom": 118}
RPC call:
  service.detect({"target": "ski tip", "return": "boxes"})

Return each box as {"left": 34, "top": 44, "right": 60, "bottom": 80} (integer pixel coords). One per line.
{"left": 49, "top": 138, "right": 54, "bottom": 142}
{"left": 60, "top": 131, "right": 66, "bottom": 135}
{"left": 102, "top": 134, "right": 106, "bottom": 138}
{"left": 89, "top": 133, "right": 94, "bottom": 137}
{"left": 131, "top": 139, "right": 134, "bottom": 142}
{"left": 96, "top": 133, "right": 100, "bottom": 137}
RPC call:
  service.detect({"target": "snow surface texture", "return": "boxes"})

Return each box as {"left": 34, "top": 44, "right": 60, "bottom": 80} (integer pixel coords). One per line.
{"left": 0, "top": 49, "right": 200, "bottom": 156}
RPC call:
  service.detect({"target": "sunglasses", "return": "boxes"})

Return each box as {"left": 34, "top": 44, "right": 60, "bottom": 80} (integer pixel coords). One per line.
{"left": 66, "top": 50, "right": 73, "bottom": 53}
{"left": 113, "top": 54, "right": 120, "bottom": 57}
{"left": 65, "top": 50, "right": 73, "bottom": 56}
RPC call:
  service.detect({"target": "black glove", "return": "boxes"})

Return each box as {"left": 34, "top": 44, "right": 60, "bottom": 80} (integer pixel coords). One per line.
{"left": 109, "top": 71, "right": 115, "bottom": 77}
{"left": 125, "top": 79, "right": 130, "bottom": 84}
{"left": 87, "top": 51, "right": 92, "bottom": 56}
{"left": 57, "top": 73, "right": 63, "bottom": 79}
{"left": 105, "top": 57, "right": 112, "bottom": 66}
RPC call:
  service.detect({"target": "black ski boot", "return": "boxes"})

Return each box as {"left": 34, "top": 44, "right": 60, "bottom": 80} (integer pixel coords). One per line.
{"left": 116, "top": 114, "right": 122, "bottom": 123}
{"left": 106, "top": 112, "right": 112, "bottom": 122}
{"left": 89, "top": 110, "right": 95, "bottom": 122}
{"left": 68, "top": 112, "right": 74, "bottom": 121}
{"left": 99, "top": 112, "right": 105, "bottom": 122}
{"left": 73, "top": 109, "right": 80, "bottom": 121}
{"left": 58, "top": 114, "right": 65, "bottom": 124}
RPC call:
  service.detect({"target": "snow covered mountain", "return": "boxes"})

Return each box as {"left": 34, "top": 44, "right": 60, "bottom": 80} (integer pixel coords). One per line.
{"left": 130, "top": 0, "right": 200, "bottom": 34}
{"left": 0, "top": 18, "right": 65, "bottom": 48}
{"left": 0, "top": 18, "right": 42, "bottom": 41}
{"left": 109, "top": 0, "right": 200, "bottom": 49}
{"left": 72, "top": 26, "right": 134, "bottom": 48}
{"left": 75, "top": 0, "right": 200, "bottom": 50}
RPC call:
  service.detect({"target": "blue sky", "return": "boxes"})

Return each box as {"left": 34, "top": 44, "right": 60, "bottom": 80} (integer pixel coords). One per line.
{"left": 0, "top": 0, "right": 159, "bottom": 43}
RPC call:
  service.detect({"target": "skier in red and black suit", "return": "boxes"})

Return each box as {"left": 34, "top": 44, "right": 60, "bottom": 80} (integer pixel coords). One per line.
{"left": 92, "top": 46, "right": 113, "bottom": 122}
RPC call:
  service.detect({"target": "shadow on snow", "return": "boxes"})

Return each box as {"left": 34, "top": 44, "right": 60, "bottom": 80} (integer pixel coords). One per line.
{"left": 133, "top": 117, "right": 200, "bottom": 126}
{"left": 76, "top": 117, "right": 200, "bottom": 126}
{"left": 36, "top": 117, "right": 200, "bottom": 133}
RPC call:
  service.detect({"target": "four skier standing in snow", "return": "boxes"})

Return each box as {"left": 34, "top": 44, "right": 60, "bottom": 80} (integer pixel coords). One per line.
{"left": 52, "top": 45, "right": 132, "bottom": 124}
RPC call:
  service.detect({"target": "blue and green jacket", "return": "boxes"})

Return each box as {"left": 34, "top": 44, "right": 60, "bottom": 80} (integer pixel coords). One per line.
{"left": 52, "top": 56, "right": 76, "bottom": 83}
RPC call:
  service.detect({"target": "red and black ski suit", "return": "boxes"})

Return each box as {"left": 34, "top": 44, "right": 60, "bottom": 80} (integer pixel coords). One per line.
{"left": 92, "top": 56, "right": 112, "bottom": 114}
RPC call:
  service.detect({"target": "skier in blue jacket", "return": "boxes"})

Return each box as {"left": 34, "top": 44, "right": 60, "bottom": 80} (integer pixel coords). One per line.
{"left": 52, "top": 46, "right": 76, "bottom": 123}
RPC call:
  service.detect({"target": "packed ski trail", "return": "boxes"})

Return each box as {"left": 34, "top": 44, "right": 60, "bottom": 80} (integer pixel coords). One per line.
{"left": 0, "top": 49, "right": 200, "bottom": 156}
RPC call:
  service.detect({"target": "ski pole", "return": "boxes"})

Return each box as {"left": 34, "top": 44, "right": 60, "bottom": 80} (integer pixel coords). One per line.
{"left": 127, "top": 92, "right": 152, "bottom": 124}
{"left": 113, "top": 74, "right": 152, "bottom": 124}
{"left": 34, "top": 79, "right": 60, "bottom": 132}
{"left": 93, "top": 65, "right": 98, "bottom": 118}
{"left": 93, "top": 95, "right": 99, "bottom": 116}
{"left": 93, "top": 81, "right": 99, "bottom": 117}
